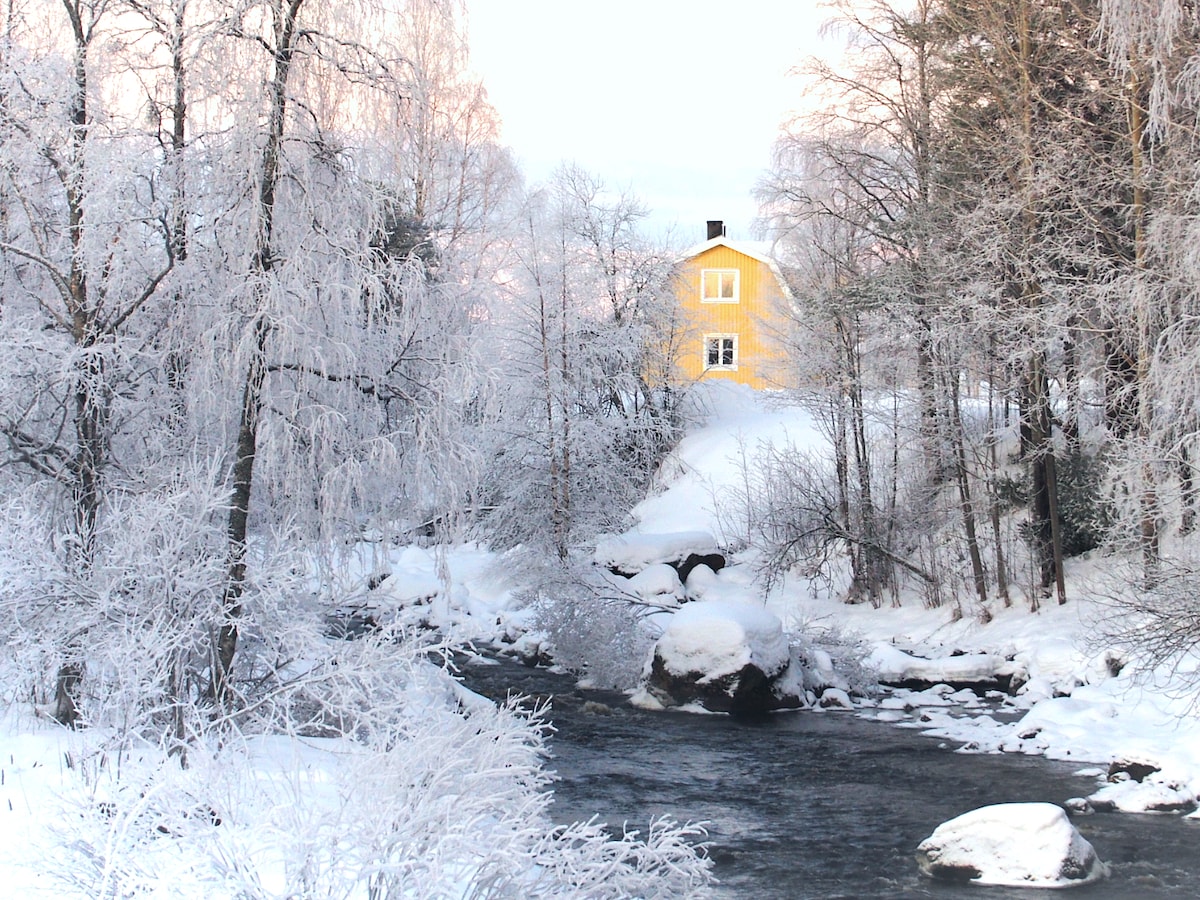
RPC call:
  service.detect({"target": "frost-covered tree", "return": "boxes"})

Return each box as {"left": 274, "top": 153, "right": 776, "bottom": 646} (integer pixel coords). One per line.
{"left": 481, "top": 168, "right": 684, "bottom": 558}
{"left": 0, "top": 0, "right": 502, "bottom": 724}
{"left": 0, "top": 0, "right": 177, "bottom": 723}
{"left": 780, "top": 0, "right": 949, "bottom": 472}
{"left": 171, "top": 0, "right": 499, "bottom": 706}
{"left": 381, "top": 0, "right": 517, "bottom": 251}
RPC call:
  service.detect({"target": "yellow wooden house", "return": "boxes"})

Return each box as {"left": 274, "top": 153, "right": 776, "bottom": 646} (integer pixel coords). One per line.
{"left": 673, "top": 221, "right": 790, "bottom": 390}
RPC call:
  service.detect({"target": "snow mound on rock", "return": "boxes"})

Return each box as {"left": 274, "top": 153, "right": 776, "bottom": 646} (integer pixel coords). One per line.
{"left": 654, "top": 598, "right": 789, "bottom": 681}
{"left": 594, "top": 531, "right": 718, "bottom": 574}
{"left": 1085, "top": 775, "right": 1199, "bottom": 814}
{"left": 916, "top": 802, "right": 1107, "bottom": 888}
{"left": 625, "top": 564, "right": 684, "bottom": 607}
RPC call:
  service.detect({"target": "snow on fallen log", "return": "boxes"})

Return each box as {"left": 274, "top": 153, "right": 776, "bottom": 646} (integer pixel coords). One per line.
{"left": 868, "top": 644, "right": 1016, "bottom": 692}
{"left": 916, "top": 802, "right": 1107, "bottom": 888}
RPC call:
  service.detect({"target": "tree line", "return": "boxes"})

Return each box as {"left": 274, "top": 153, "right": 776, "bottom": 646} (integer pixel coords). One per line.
{"left": 755, "top": 0, "right": 1200, "bottom": 623}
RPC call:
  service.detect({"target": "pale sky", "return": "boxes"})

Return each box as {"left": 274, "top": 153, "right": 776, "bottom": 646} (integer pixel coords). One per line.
{"left": 466, "top": 1, "right": 832, "bottom": 244}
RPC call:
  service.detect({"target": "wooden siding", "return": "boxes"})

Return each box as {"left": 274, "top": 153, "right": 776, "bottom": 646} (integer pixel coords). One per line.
{"left": 674, "top": 243, "right": 787, "bottom": 390}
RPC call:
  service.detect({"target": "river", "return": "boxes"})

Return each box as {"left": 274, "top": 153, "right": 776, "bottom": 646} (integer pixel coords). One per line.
{"left": 460, "top": 654, "right": 1200, "bottom": 899}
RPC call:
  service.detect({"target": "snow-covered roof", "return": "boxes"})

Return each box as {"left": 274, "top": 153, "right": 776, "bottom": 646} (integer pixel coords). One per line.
{"left": 680, "top": 235, "right": 779, "bottom": 268}
{"left": 678, "top": 236, "right": 793, "bottom": 299}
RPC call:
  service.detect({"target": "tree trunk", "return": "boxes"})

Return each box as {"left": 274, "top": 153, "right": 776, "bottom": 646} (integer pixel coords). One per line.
{"left": 950, "top": 378, "right": 988, "bottom": 610}
{"left": 210, "top": 0, "right": 305, "bottom": 709}
{"left": 1024, "top": 354, "right": 1064, "bottom": 604}
{"left": 558, "top": 233, "right": 572, "bottom": 558}
{"left": 54, "top": 4, "right": 97, "bottom": 727}
{"left": 1016, "top": 0, "right": 1064, "bottom": 606}
{"left": 212, "top": 314, "right": 269, "bottom": 707}
{"left": 843, "top": 316, "right": 885, "bottom": 606}
{"left": 986, "top": 371, "right": 1012, "bottom": 608}
{"left": 165, "top": 0, "right": 191, "bottom": 432}
{"left": 1129, "top": 61, "right": 1160, "bottom": 583}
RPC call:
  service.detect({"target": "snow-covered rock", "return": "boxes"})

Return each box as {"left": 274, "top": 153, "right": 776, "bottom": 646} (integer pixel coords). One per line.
{"left": 594, "top": 530, "right": 719, "bottom": 576}
{"left": 682, "top": 563, "right": 717, "bottom": 598}
{"left": 1084, "top": 776, "right": 1198, "bottom": 814}
{"left": 653, "top": 598, "right": 789, "bottom": 681}
{"left": 915, "top": 802, "right": 1107, "bottom": 888}
{"left": 625, "top": 564, "right": 685, "bottom": 607}
{"left": 637, "top": 598, "right": 800, "bottom": 715}
{"left": 817, "top": 687, "right": 853, "bottom": 710}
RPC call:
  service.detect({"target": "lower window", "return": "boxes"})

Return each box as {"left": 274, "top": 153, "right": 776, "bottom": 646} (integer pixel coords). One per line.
{"left": 704, "top": 334, "right": 737, "bottom": 369}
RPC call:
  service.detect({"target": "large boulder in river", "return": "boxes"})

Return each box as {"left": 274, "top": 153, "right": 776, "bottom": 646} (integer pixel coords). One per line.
{"left": 916, "top": 802, "right": 1107, "bottom": 888}
{"left": 637, "top": 598, "right": 801, "bottom": 716}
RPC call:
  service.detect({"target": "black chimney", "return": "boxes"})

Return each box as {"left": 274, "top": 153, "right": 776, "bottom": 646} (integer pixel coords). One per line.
{"left": 706, "top": 220, "right": 726, "bottom": 241}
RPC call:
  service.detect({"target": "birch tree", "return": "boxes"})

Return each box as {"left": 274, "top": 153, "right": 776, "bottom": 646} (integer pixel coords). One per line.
{"left": 198, "top": 0, "right": 497, "bottom": 707}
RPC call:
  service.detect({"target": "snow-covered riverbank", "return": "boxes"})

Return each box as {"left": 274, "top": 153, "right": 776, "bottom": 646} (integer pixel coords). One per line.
{"left": 625, "top": 383, "right": 1200, "bottom": 820}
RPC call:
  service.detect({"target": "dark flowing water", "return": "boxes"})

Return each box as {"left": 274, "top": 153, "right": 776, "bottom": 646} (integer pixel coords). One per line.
{"left": 461, "top": 655, "right": 1200, "bottom": 899}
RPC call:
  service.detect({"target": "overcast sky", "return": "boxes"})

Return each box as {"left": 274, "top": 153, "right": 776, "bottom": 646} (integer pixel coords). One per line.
{"left": 466, "top": 1, "right": 833, "bottom": 244}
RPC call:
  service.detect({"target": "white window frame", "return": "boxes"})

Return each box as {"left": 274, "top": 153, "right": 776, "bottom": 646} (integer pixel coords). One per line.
{"left": 700, "top": 268, "right": 739, "bottom": 303}
{"left": 704, "top": 333, "right": 738, "bottom": 371}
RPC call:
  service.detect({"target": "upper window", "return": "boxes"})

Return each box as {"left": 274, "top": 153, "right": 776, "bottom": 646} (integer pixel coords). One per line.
{"left": 704, "top": 334, "right": 737, "bottom": 370}
{"left": 701, "top": 268, "right": 739, "bottom": 303}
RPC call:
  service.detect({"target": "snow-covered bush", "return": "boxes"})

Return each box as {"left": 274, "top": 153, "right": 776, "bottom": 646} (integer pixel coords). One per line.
{"left": 524, "top": 558, "right": 656, "bottom": 690}
{"left": 1096, "top": 556, "right": 1200, "bottom": 695}
{"left": 519, "top": 816, "right": 712, "bottom": 899}
{"left": 735, "top": 439, "right": 909, "bottom": 605}
{"left": 40, "top": 628, "right": 712, "bottom": 899}
{"left": 789, "top": 625, "right": 878, "bottom": 699}
{"left": 0, "top": 473, "right": 239, "bottom": 746}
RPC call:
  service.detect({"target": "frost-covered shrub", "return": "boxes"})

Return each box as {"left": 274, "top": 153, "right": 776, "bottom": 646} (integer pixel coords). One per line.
{"left": 524, "top": 559, "right": 655, "bottom": 691}
{"left": 0, "top": 475, "right": 246, "bottom": 745}
{"left": 789, "top": 624, "right": 879, "bottom": 699}
{"left": 43, "top": 629, "right": 712, "bottom": 899}
{"left": 519, "top": 816, "right": 712, "bottom": 899}
{"left": 1096, "top": 556, "right": 1200, "bottom": 693}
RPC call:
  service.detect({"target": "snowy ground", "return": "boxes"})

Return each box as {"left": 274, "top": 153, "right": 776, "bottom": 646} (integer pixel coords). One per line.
{"left": 0, "top": 545, "right": 709, "bottom": 897}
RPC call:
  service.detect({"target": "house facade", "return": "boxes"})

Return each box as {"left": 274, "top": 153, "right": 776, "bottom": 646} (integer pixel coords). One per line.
{"left": 673, "top": 221, "right": 790, "bottom": 390}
